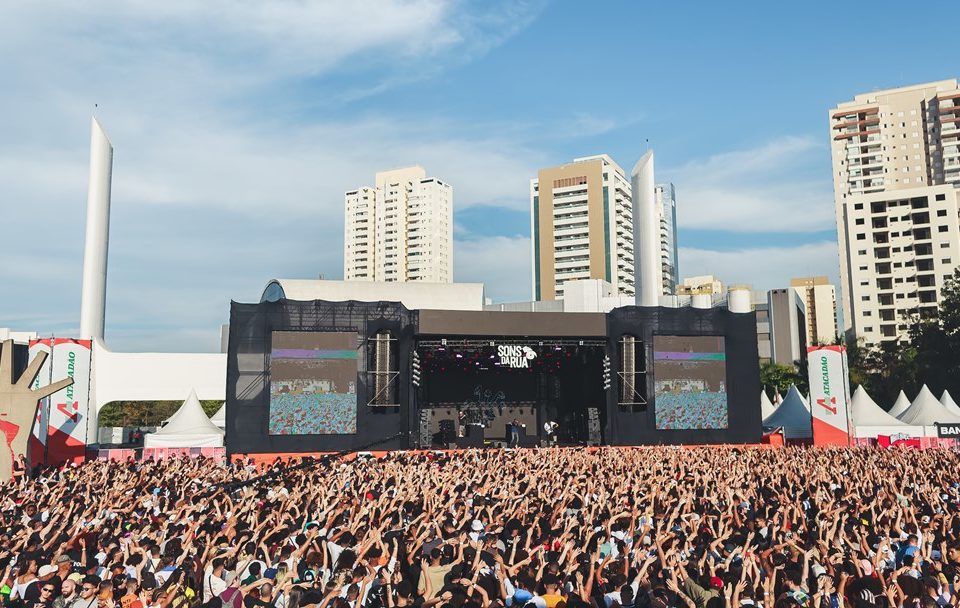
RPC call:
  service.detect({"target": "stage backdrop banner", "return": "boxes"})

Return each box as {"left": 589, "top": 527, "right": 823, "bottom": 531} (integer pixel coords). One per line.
{"left": 807, "top": 345, "right": 851, "bottom": 446}
{"left": 45, "top": 339, "right": 92, "bottom": 465}
{"left": 27, "top": 339, "right": 54, "bottom": 464}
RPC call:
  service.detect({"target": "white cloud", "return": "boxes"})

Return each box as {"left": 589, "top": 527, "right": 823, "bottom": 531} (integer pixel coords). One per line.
{"left": 0, "top": 1, "right": 547, "bottom": 351}
{"left": 455, "top": 236, "right": 531, "bottom": 303}
{"left": 679, "top": 241, "right": 840, "bottom": 292}
{"left": 667, "top": 136, "right": 835, "bottom": 233}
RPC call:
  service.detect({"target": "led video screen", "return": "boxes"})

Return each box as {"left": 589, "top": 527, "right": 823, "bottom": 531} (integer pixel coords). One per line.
{"left": 653, "top": 335, "right": 728, "bottom": 430}
{"left": 269, "top": 332, "right": 357, "bottom": 435}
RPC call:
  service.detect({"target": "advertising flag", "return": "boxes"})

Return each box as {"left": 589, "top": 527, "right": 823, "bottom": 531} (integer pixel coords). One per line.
{"left": 807, "top": 345, "right": 852, "bottom": 446}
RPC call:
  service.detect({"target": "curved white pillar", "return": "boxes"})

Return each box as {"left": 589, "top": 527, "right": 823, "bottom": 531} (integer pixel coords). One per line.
{"left": 631, "top": 151, "right": 661, "bottom": 307}
{"left": 79, "top": 117, "right": 113, "bottom": 340}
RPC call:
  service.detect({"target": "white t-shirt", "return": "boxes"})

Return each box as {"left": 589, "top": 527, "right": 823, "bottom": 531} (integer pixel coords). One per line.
{"left": 203, "top": 567, "right": 228, "bottom": 603}
{"left": 603, "top": 581, "right": 640, "bottom": 608}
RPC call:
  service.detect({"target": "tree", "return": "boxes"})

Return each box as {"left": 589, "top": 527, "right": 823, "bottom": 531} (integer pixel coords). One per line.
{"left": 98, "top": 400, "right": 223, "bottom": 427}
{"left": 843, "top": 268, "right": 960, "bottom": 409}
{"left": 760, "top": 362, "right": 805, "bottom": 398}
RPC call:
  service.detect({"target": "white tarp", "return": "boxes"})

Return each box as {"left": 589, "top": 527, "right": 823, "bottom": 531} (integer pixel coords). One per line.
{"left": 762, "top": 385, "right": 812, "bottom": 439}
{"left": 851, "top": 386, "right": 905, "bottom": 426}
{"left": 897, "top": 385, "right": 960, "bottom": 426}
{"left": 888, "top": 391, "right": 912, "bottom": 418}
{"left": 941, "top": 391, "right": 960, "bottom": 418}
{"left": 210, "top": 404, "right": 226, "bottom": 429}
{"left": 760, "top": 390, "right": 777, "bottom": 420}
{"left": 144, "top": 389, "right": 224, "bottom": 448}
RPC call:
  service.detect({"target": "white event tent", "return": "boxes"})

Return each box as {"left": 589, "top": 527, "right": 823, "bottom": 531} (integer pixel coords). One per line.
{"left": 762, "top": 385, "right": 812, "bottom": 439}
{"left": 144, "top": 389, "right": 225, "bottom": 448}
{"left": 760, "top": 390, "right": 777, "bottom": 420}
{"left": 897, "top": 385, "right": 960, "bottom": 433}
{"left": 210, "top": 404, "right": 226, "bottom": 429}
{"left": 850, "top": 386, "right": 922, "bottom": 438}
{"left": 888, "top": 391, "right": 912, "bottom": 418}
{"left": 941, "top": 391, "right": 960, "bottom": 418}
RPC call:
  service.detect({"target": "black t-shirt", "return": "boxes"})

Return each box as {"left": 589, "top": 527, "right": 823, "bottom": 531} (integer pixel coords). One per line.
{"left": 23, "top": 580, "right": 42, "bottom": 603}
{"left": 243, "top": 595, "right": 272, "bottom": 608}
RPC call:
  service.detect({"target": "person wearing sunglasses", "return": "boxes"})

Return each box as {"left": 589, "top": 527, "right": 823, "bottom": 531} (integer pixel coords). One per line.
{"left": 69, "top": 576, "right": 101, "bottom": 608}
{"left": 32, "top": 583, "right": 59, "bottom": 607}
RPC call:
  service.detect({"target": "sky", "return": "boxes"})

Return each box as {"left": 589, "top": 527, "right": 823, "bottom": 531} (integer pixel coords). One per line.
{"left": 1, "top": 0, "right": 958, "bottom": 352}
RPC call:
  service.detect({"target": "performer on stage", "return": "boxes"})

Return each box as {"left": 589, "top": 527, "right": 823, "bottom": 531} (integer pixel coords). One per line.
{"left": 543, "top": 420, "right": 559, "bottom": 446}
{"left": 507, "top": 418, "right": 523, "bottom": 448}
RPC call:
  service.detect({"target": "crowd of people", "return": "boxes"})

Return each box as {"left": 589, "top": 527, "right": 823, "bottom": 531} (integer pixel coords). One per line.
{"left": 2, "top": 447, "right": 960, "bottom": 608}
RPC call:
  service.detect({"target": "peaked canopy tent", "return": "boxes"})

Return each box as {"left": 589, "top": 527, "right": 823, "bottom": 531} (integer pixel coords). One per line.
{"left": 850, "top": 386, "right": 923, "bottom": 438}
{"left": 897, "top": 385, "right": 960, "bottom": 430}
{"left": 889, "top": 391, "right": 912, "bottom": 418}
{"left": 762, "top": 385, "right": 812, "bottom": 439}
{"left": 760, "top": 390, "right": 777, "bottom": 420}
{"left": 144, "top": 389, "right": 225, "bottom": 448}
{"left": 210, "top": 404, "right": 226, "bottom": 429}
{"left": 941, "top": 391, "right": 960, "bottom": 418}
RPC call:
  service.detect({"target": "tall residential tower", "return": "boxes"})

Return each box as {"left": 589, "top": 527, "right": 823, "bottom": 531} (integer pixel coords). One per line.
{"left": 530, "top": 155, "right": 635, "bottom": 301}
{"left": 656, "top": 183, "right": 680, "bottom": 294}
{"left": 790, "top": 276, "right": 838, "bottom": 345}
{"left": 830, "top": 80, "right": 960, "bottom": 346}
{"left": 344, "top": 166, "right": 453, "bottom": 283}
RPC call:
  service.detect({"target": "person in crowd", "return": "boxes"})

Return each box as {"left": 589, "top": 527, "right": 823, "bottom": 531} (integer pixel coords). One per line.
{"left": 4, "top": 448, "right": 960, "bottom": 608}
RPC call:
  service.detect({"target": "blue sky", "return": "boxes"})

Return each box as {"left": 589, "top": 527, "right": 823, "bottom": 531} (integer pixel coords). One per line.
{"left": 1, "top": 0, "right": 958, "bottom": 351}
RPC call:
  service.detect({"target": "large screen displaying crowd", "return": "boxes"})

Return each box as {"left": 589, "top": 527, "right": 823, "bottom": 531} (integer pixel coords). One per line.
{"left": 2, "top": 447, "right": 960, "bottom": 608}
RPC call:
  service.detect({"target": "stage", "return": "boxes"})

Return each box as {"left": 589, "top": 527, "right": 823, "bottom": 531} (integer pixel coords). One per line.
{"left": 224, "top": 300, "right": 762, "bottom": 456}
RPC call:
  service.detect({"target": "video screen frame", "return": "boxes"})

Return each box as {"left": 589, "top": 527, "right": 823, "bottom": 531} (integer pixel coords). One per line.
{"left": 652, "top": 334, "right": 728, "bottom": 430}
{"left": 268, "top": 331, "right": 359, "bottom": 435}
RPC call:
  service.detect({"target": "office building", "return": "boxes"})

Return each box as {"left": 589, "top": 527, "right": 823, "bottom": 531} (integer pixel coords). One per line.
{"left": 656, "top": 184, "right": 680, "bottom": 294}
{"left": 676, "top": 275, "right": 724, "bottom": 296}
{"left": 768, "top": 288, "right": 808, "bottom": 365}
{"left": 344, "top": 166, "right": 453, "bottom": 283}
{"left": 790, "top": 276, "right": 838, "bottom": 345}
{"left": 830, "top": 80, "right": 960, "bottom": 345}
{"left": 530, "top": 155, "right": 635, "bottom": 301}
{"left": 752, "top": 292, "right": 772, "bottom": 365}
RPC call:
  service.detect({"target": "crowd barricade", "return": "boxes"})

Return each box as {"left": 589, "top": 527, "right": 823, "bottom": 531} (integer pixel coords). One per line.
{"left": 854, "top": 435, "right": 960, "bottom": 449}
{"left": 93, "top": 446, "right": 226, "bottom": 462}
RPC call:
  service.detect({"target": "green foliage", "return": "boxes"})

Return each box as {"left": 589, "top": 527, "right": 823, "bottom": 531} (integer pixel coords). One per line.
{"left": 98, "top": 400, "right": 223, "bottom": 427}
{"left": 760, "top": 362, "right": 807, "bottom": 398}
{"left": 845, "top": 268, "right": 960, "bottom": 407}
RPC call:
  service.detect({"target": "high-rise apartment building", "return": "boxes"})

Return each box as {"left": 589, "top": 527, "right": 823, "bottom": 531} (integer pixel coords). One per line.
{"left": 530, "top": 155, "right": 635, "bottom": 300}
{"left": 344, "top": 166, "right": 453, "bottom": 283}
{"left": 656, "top": 183, "right": 680, "bottom": 294}
{"left": 790, "top": 276, "right": 838, "bottom": 345}
{"left": 830, "top": 80, "right": 960, "bottom": 345}
{"left": 768, "top": 288, "right": 808, "bottom": 365}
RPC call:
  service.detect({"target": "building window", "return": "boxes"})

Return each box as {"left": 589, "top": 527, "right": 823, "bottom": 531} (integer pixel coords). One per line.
{"left": 939, "top": 209, "right": 948, "bottom": 217}
{"left": 855, "top": 203, "right": 864, "bottom": 210}
{"left": 857, "top": 233, "right": 866, "bottom": 240}
{"left": 861, "top": 295, "right": 870, "bottom": 301}
{"left": 939, "top": 226, "right": 949, "bottom": 232}
{"left": 936, "top": 194, "right": 946, "bottom": 201}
